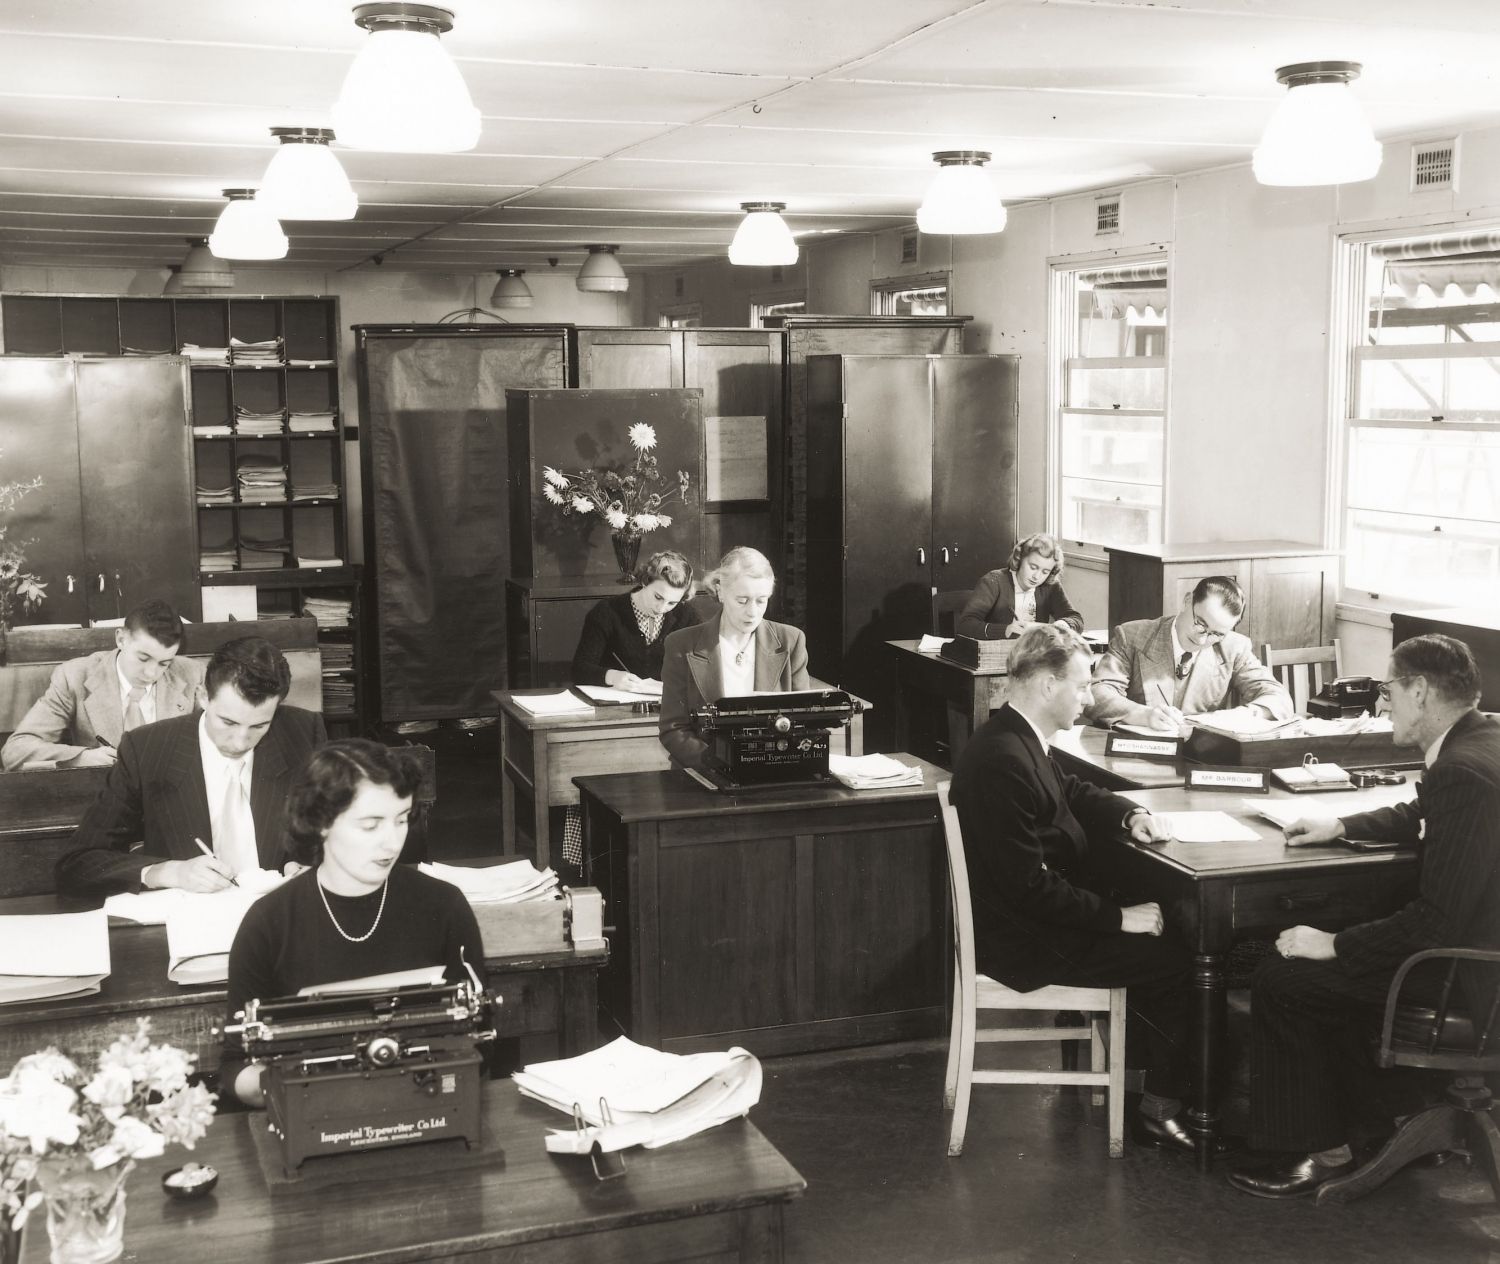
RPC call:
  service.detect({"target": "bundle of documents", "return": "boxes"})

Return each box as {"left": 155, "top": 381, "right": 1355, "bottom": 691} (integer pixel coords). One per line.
{"left": 515, "top": 1037, "right": 762, "bottom": 1153}
{"left": 103, "top": 868, "right": 286, "bottom": 925}
{"left": 162, "top": 887, "right": 267, "bottom": 985}
{"left": 512, "top": 690, "right": 593, "bottom": 717}
{"left": 419, "top": 859, "right": 559, "bottom": 904}
{"left": 291, "top": 483, "right": 339, "bottom": 503}
{"left": 1187, "top": 709, "right": 1303, "bottom": 739}
{"left": 1272, "top": 760, "right": 1353, "bottom": 792}
{"left": 234, "top": 406, "right": 286, "bottom": 436}
{"left": 122, "top": 345, "right": 173, "bottom": 358}
{"left": 320, "top": 640, "right": 355, "bottom": 711}
{"left": 229, "top": 336, "right": 284, "bottom": 366}
{"left": 941, "top": 635, "right": 1013, "bottom": 669}
{"left": 236, "top": 454, "right": 287, "bottom": 502}
{"left": 288, "top": 410, "right": 338, "bottom": 433}
{"left": 576, "top": 683, "right": 656, "bottom": 704}
{"left": 191, "top": 422, "right": 233, "bottom": 438}
{"left": 296, "top": 553, "right": 343, "bottom": 568}
{"left": 195, "top": 481, "right": 235, "bottom": 505}
{"left": 288, "top": 357, "right": 335, "bottom": 368}
{"left": 0, "top": 910, "right": 111, "bottom": 1004}
{"left": 828, "top": 752, "right": 923, "bottom": 790}
{"left": 180, "top": 342, "right": 230, "bottom": 365}
{"left": 239, "top": 533, "right": 291, "bottom": 569}
{"left": 199, "top": 536, "right": 237, "bottom": 573}
{"left": 304, "top": 594, "right": 352, "bottom": 628}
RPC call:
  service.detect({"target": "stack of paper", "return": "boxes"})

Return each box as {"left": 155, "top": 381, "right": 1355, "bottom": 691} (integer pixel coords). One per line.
{"left": 122, "top": 345, "right": 173, "bottom": 358}
{"left": 515, "top": 1036, "right": 762, "bottom": 1153}
{"left": 1273, "top": 761, "right": 1353, "bottom": 792}
{"left": 195, "top": 481, "right": 235, "bottom": 505}
{"left": 236, "top": 454, "right": 287, "bottom": 503}
{"left": 0, "top": 910, "right": 111, "bottom": 1004}
{"left": 191, "top": 422, "right": 233, "bottom": 438}
{"left": 1187, "top": 709, "right": 1301, "bottom": 739}
{"left": 420, "top": 859, "right": 559, "bottom": 904}
{"left": 199, "top": 536, "right": 237, "bottom": 573}
{"left": 288, "top": 358, "right": 335, "bottom": 368}
{"left": 828, "top": 753, "right": 923, "bottom": 790}
{"left": 234, "top": 406, "right": 286, "bottom": 436}
{"left": 104, "top": 868, "right": 286, "bottom": 925}
{"left": 239, "top": 536, "right": 290, "bottom": 570}
{"left": 164, "top": 887, "right": 267, "bottom": 985}
{"left": 181, "top": 343, "right": 230, "bottom": 366}
{"left": 512, "top": 691, "right": 593, "bottom": 717}
{"left": 288, "top": 410, "right": 338, "bottom": 434}
{"left": 320, "top": 640, "right": 355, "bottom": 711}
{"left": 917, "top": 634, "right": 952, "bottom": 653}
{"left": 576, "top": 684, "right": 646, "bottom": 704}
{"left": 230, "top": 336, "right": 284, "bottom": 366}
{"left": 291, "top": 483, "right": 339, "bottom": 503}
{"left": 303, "top": 594, "right": 352, "bottom": 627}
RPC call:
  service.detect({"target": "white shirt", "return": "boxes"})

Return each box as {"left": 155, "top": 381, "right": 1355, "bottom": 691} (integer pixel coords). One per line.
{"left": 198, "top": 715, "right": 256, "bottom": 854}
{"left": 116, "top": 656, "right": 157, "bottom": 726}
{"left": 1169, "top": 622, "right": 1197, "bottom": 675}
{"left": 1013, "top": 578, "right": 1037, "bottom": 625}
{"left": 718, "top": 636, "right": 756, "bottom": 698}
{"left": 1009, "top": 703, "right": 1052, "bottom": 755}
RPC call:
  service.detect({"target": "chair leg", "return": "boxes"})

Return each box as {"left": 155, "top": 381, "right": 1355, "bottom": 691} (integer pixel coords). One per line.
{"left": 1107, "top": 990, "right": 1126, "bottom": 1159}
{"left": 1058, "top": 1010, "right": 1082, "bottom": 1073}
{"left": 947, "top": 981, "right": 978, "bottom": 1158}
{"left": 1315, "top": 1104, "right": 1467, "bottom": 1205}
{"left": 1090, "top": 1015, "right": 1106, "bottom": 1107}
{"left": 943, "top": 970, "right": 962, "bottom": 1111}
{"left": 1465, "top": 1102, "right": 1500, "bottom": 1203}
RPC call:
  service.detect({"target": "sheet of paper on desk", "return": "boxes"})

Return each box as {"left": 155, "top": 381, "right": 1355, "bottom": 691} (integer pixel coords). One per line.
{"left": 1114, "top": 722, "right": 1182, "bottom": 738}
{"left": 1155, "top": 811, "right": 1262, "bottom": 843}
{"left": 917, "top": 634, "right": 952, "bottom": 653}
{"left": 512, "top": 691, "right": 595, "bottom": 716}
{"left": 577, "top": 684, "right": 652, "bottom": 704}
{"left": 298, "top": 965, "right": 446, "bottom": 997}
{"left": 165, "top": 889, "right": 261, "bottom": 985}
{"left": 0, "top": 909, "right": 111, "bottom": 1003}
{"left": 1247, "top": 799, "right": 1307, "bottom": 831}
{"left": 1187, "top": 709, "right": 1301, "bottom": 738}
{"left": 828, "top": 753, "right": 923, "bottom": 789}
{"left": 104, "top": 868, "right": 285, "bottom": 924}
{"left": 419, "top": 859, "right": 559, "bottom": 903}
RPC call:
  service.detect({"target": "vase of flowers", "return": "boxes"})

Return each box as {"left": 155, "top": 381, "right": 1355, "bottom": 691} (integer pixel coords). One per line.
{"left": 0, "top": 1020, "right": 216, "bottom": 1264}
{"left": 540, "top": 422, "right": 694, "bottom": 583}
{"left": 0, "top": 455, "right": 47, "bottom": 663}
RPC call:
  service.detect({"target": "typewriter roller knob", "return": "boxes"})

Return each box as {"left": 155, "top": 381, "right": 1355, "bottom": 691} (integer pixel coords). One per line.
{"left": 773, "top": 713, "right": 791, "bottom": 734}
{"left": 367, "top": 1035, "right": 401, "bottom": 1068}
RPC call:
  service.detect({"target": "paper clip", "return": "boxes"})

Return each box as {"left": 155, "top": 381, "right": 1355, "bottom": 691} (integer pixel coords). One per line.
{"left": 571, "top": 1099, "right": 627, "bottom": 1181}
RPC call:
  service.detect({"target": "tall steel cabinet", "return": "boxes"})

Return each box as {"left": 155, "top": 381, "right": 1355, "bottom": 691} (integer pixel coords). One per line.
{"left": 805, "top": 354, "right": 1019, "bottom": 748}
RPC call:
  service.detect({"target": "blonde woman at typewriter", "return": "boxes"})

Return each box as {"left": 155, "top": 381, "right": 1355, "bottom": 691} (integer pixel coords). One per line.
{"left": 221, "top": 739, "right": 484, "bottom": 1107}
{"left": 658, "top": 546, "right": 808, "bottom": 770}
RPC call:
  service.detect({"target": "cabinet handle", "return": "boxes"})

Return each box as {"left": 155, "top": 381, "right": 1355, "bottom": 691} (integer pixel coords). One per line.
{"left": 941, "top": 546, "right": 950, "bottom": 564}
{"left": 951, "top": 543, "right": 959, "bottom": 558}
{"left": 97, "top": 573, "right": 105, "bottom": 593}
{"left": 66, "top": 574, "right": 76, "bottom": 594}
{"left": 114, "top": 571, "right": 123, "bottom": 597}
{"left": 917, "top": 547, "right": 926, "bottom": 566}
{"left": 1276, "top": 893, "right": 1330, "bottom": 912}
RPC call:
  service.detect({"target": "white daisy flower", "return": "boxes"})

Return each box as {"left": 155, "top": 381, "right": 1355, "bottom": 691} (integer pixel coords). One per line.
{"left": 632, "top": 513, "right": 658, "bottom": 532}
{"left": 543, "top": 484, "right": 566, "bottom": 505}
{"left": 605, "top": 508, "right": 629, "bottom": 530}
{"left": 628, "top": 423, "right": 657, "bottom": 451}
{"left": 542, "top": 466, "right": 569, "bottom": 488}
{"left": 655, "top": 513, "right": 672, "bottom": 527}
{"left": 571, "top": 495, "right": 593, "bottom": 514}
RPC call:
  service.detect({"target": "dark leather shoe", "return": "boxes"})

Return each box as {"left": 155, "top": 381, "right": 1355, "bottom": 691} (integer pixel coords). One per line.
{"left": 1227, "top": 1155, "right": 1356, "bottom": 1199}
{"left": 1130, "top": 1113, "right": 1233, "bottom": 1155}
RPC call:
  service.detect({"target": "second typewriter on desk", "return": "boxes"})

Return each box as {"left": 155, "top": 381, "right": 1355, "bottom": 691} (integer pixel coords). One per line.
{"left": 691, "top": 689, "right": 860, "bottom": 789}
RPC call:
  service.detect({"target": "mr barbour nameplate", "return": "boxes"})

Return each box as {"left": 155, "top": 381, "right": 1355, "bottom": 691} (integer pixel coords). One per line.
{"left": 1105, "top": 732, "right": 1182, "bottom": 762}
{"left": 1186, "top": 765, "right": 1269, "bottom": 794}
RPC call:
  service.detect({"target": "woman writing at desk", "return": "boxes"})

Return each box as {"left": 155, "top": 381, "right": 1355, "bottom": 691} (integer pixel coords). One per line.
{"left": 659, "top": 546, "right": 808, "bottom": 770}
{"left": 957, "top": 532, "right": 1083, "bottom": 640}
{"left": 572, "top": 549, "right": 701, "bottom": 694}
{"left": 221, "top": 739, "right": 483, "bottom": 1107}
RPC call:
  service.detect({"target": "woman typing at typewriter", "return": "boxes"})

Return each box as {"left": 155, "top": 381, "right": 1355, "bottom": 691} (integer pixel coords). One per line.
{"left": 220, "top": 739, "right": 484, "bottom": 1107}
{"left": 658, "top": 546, "right": 809, "bottom": 770}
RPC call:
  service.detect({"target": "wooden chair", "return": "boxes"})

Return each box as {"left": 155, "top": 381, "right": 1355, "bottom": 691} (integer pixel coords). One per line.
{"left": 1317, "top": 947, "right": 1500, "bottom": 1204}
{"left": 937, "top": 780, "right": 1127, "bottom": 1158}
{"left": 933, "top": 590, "right": 971, "bottom": 638}
{"left": 1261, "top": 640, "right": 1343, "bottom": 714}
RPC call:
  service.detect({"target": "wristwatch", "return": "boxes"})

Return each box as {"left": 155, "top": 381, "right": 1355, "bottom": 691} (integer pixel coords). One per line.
{"left": 1122, "top": 806, "right": 1150, "bottom": 830}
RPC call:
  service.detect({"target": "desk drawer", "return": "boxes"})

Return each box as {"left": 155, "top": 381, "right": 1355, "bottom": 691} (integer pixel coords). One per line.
{"left": 1232, "top": 868, "right": 1413, "bottom": 933}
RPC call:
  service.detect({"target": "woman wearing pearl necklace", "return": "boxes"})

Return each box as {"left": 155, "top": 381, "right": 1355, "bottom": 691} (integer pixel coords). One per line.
{"left": 658, "top": 547, "right": 809, "bottom": 770}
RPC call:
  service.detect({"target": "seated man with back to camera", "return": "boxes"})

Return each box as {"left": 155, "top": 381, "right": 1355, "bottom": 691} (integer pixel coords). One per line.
{"left": 1087, "top": 575, "right": 1291, "bottom": 733}
{"left": 1228, "top": 634, "right": 1500, "bottom": 1198}
{"left": 55, "top": 636, "right": 327, "bottom": 896}
{"left": 949, "top": 624, "right": 1204, "bottom": 1153}
{"left": 1, "top": 599, "right": 201, "bottom": 771}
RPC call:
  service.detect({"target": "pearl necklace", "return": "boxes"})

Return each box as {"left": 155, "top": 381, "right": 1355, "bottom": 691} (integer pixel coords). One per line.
{"left": 318, "top": 876, "right": 389, "bottom": 943}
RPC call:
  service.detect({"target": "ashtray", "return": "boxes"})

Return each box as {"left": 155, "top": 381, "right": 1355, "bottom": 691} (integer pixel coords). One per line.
{"left": 161, "top": 1163, "right": 218, "bottom": 1199}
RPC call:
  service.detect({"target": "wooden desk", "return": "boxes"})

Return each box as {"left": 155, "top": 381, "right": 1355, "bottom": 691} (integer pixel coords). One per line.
{"left": 577, "top": 759, "right": 947, "bottom": 1057}
{"left": 1051, "top": 724, "right": 1187, "bottom": 792}
{"left": 0, "top": 894, "right": 607, "bottom": 1070}
{"left": 497, "top": 685, "right": 866, "bottom": 870}
{"left": 1089, "top": 780, "right": 1419, "bottom": 1169}
{"left": 887, "top": 640, "right": 1008, "bottom": 766}
{"left": 20, "top": 1081, "right": 804, "bottom": 1264}
{"left": 0, "top": 767, "right": 109, "bottom": 896}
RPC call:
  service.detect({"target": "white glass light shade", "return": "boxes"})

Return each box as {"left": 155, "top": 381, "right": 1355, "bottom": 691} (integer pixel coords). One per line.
{"left": 728, "top": 202, "right": 799, "bottom": 266}
{"left": 332, "top": 6, "right": 480, "bottom": 153}
{"left": 917, "top": 151, "right": 1007, "bottom": 235}
{"left": 258, "top": 130, "right": 358, "bottom": 220}
{"left": 208, "top": 190, "right": 288, "bottom": 261}
{"left": 178, "top": 238, "right": 235, "bottom": 289}
{"left": 576, "top": 245, "right": 629, "bottom": 293}
{"left": 1252, "top": 62, "right": 1381, "bottom": 187}
{"left": 490, "top": 269, "right": 533, "bottom": 308}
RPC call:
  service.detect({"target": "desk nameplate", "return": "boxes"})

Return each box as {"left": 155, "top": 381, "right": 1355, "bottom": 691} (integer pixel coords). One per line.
{"left": 1106, "top": 732, "right": 1182, "bottom": 761}
{"left": 1185, "top": 765, "right": 1269, "bottom": 794}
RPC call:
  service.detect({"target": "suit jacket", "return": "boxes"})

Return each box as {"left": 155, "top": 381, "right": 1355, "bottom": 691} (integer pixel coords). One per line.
{"left": 948, "top": 703, "right": 1138, "bottom": 990}
{"left": 1087, "top": 615, "right": 1292, "bottom": 725}
{"left": 55, "top": 705, "right": 327, "bottom": 896}
{"left": 1, "top": 650, "right": 201, "bottom": 770}
{"left": 1334, "top": 709, "right": 1500, "bottom": 1000}
{"left": 658, "top": 615, "right": 809, "bottom": 770}
{"left": 956, "top": 569, "right": 1083, "bottom": 640}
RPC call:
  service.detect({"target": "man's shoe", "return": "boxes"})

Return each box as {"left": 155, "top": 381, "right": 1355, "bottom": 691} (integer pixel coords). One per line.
{"left": 1226, "top": 1155, "right": 1356, "bottom": 1199}
{"left": 1130, "top": 1113, "right": 1233, "bottom": 1155}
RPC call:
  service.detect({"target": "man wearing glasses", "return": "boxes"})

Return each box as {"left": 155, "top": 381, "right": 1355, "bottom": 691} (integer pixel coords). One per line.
{"left": 1087, "top": 575, "right": 1291, "bottom": 732}
{"left": 1229, "top": 633, "right": 1500, "bottom": 1197}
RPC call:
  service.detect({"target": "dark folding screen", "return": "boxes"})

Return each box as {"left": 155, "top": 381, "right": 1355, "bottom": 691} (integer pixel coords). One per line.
{"left": 356, "top": 327, "right": 569, "bottom": 721}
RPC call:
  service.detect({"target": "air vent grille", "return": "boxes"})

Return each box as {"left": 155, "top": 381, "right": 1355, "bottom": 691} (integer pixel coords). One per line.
{"left": 1412, "top": 142, "right": 1455, "bottom": 192}
{"left": 1096, "top": 197, "right": 1121, "bottom": 235}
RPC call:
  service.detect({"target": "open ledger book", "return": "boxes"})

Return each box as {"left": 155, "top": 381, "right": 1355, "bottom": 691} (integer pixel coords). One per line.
{"left": 0, "top": 910, "right": 111, "bottom": 1004}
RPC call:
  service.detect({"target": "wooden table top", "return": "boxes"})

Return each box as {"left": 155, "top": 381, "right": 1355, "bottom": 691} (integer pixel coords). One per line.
{"left": 20, "top": 1082, "right": 805, "bottom": 1264}
{"left": 886, "top": 639, "right": 1010, "bottom": 677}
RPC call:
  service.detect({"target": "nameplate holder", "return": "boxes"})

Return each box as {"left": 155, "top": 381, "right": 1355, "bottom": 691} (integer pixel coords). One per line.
{"left": 1105, "top": 733, "right": 1182, "bottom": 762}
{"left": 1185, "top": 765, "right": 1269, "bottom": 794}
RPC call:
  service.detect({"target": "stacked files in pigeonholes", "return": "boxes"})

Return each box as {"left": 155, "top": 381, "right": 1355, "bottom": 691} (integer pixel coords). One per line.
{"left": 292, "top": 481, "right": 339, "bottom": 504}
{"left": 320, "top": 642, "right": 355, "bottom": 711}
{"left": 191, "top": 419, "right": 233, "bottom": 437}
{"left": 199, "top": 535, "right": 237, "bottom": 573}
{"left": 289, "top": 410, "right": 337, "bottom": 434}
{"left": 239, "top": 533, "right": 290, "bottom": 570}
{"left": 234, "top": 406, "right": 286, "bottom": 436}
{"left": 196, "top": 479, "right": 235, "bottom": 505}
{"left": 229, "top": 335, "right": 284, "bottom": 366}
{"left": 180, "top": 342, "right": 230, "bottom": 366}
{"left": 303, "top": 594, "right": 352, "bottom": 628}
{"left": 236, "top": 453, "right": 287, "bottom": 503}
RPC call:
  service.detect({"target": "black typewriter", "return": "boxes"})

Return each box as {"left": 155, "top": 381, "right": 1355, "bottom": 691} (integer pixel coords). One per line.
{"left": 691, "top": 689, "right": 859, "bottom": 789}
{"left": 225, "top": 964, "right": 498, "bottom": 1171}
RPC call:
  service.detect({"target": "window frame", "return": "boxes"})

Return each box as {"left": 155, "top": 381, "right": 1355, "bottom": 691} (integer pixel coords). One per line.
{"left": 749, "top": 288, "right": 806, "bottom": 329}
{"left": 869, "top": 271, "right": 950, "bottom": 316}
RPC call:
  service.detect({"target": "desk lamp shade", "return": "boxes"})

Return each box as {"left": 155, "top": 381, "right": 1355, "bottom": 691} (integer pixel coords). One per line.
{"left": 259, "top": 128, "right": 358, "bottom": 220}
{"left": 178, "top": 237, "right": 235, "bottom": 289}
{"left": 1253, "top": 62, "right": 1382, "bottom": 186}
{"left": 490, "top": 269, "right": 534, "bottom": 308}
{"left": 729, "top": 202, "right": 799, "bottom": 266}
{"left": 209, "top": 189, "right": 288, "bottom": 260}
{"left": 917, "top": 151, "right": 1007, "bottom": 235}
{"left": 576, "top": 245, "right": 629, "bottom": 293}
{"left": 332, "top": 3, "right": 481, "bottom": 153}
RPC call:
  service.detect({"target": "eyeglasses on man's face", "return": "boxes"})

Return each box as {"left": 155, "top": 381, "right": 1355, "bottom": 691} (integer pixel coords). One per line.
{"left": 1190, "top": 608, "right": 1232, "bottom": 641}
{"left": 1377, "top": 675, "right": 1414, "bottom": 701}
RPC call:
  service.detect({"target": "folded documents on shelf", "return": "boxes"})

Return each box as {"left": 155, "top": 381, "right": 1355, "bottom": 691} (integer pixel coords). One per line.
{"left": 191, "top": 423, "right": 233, "bottom": 438}
{"left": 288, "top": 410, "right": 337, "bottom": 433}
{"left": 181, "top": 343, "right": 230, "bottom": 366}
{"left": 303, "top": 595, "right": 352, "bottom": 627}
{"left": 234, "top": 406, "right": 286, "bottom": 435}
{"left": 0, "top": 910, "right": 111, "bottom": 1004}
{"left": 419, "top": 859, "right": 559, "bottom": 904}
{"left": 828, "top": 753, "right": 923, "bottom": 789}
{"left": 512, "top": 690, "right": 593, "bottom": 716}
{"left": 515, "top": 1036, "right": 762, "bottom": 1152}
{"left": 229, "top": 336, "right": 284, "bottom": 366}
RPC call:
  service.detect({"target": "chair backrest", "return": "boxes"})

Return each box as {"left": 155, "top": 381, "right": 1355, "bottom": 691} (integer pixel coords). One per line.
{"left": 1261, "top": 640, "right": 1343, "bottom": 714}
{"left": 934, "top": 591, "right": 971, "bottom": 638}
{"left": 1380, "top": 947, "right": 1500, "bottom": 1074}
{"left": 936, "top": 780, "right": 977, "bottom": 982}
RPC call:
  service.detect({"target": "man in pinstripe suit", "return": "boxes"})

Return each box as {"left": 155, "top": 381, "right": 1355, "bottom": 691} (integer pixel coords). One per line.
{"left": 1229, "top": 634, "right": 1500, "bottom": 1198}
{"left": 55, "top": 636, "right": 327, "bottom": 897}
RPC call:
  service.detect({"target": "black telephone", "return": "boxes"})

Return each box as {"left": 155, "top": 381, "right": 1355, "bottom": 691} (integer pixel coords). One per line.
{"left": 1326, "top": 676, "right": 1379, "bottom": 709}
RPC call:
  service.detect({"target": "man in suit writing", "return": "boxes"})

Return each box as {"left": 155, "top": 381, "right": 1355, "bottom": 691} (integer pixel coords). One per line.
{"left": 949, "top": 624, "right": 1204, "bottom": 1152}
{"left": 1087, "top": 575, "right": 1291, "bottom": 732}
{"left": 1, "top": 599, "right": 200, "bottom": 770}
{"left": 1229, "top": 634, "right": 1500, "bottom": 1198}
{"left": 55, "top": 636, "right": 327, "bottom": 896}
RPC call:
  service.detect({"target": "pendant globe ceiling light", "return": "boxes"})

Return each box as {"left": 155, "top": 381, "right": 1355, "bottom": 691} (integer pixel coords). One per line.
{"left": 332, "top": 3, "right": 481, "bottom": 153}
{"left": 728, "top": 202, "right": 799, "bottom": 266}
{"left": 490, "top": 268, "right": 533, "bottom": 309}
{"left": 208, "top": 189, "right": 289, "bottom": 260}
{"left": 258, "top": 128, "right": 358, "bottom": 220}
{"left": 1252, "top": 62, "right": 1382, "bottom": 186}
{"left": 576, "top": 245, "right": 628, "bottom": 293}
{"left": 178, "top": 237, "right": 235, "bottom": 289}
{"left": 917, "top": 150, "right": 1007, "bottom": 235}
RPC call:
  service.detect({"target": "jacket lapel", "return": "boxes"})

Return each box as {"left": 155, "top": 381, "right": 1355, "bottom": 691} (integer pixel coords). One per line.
{"left": 753, "top": 622, "right": 790, "bottom": 692}
{"left": 80, "top": 651, "right": 123, "bottom": 745}
{"left": 157, "top": 663, "right": 197, "bottom": 721}
{"left": 1183, "top": 640, "right": 1235, "bottom": 713}
{"left": 1138, "top": 617, "right": 1178, "bottom": 706}
{"left": 684, "top": 614, "right": 724, "bottom": 704}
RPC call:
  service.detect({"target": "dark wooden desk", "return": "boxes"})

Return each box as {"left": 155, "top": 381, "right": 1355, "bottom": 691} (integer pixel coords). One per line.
{"left": 1089, "top": 781, "right": 1419, "bottom": 1169}
{"left": 0, "top": 767, "right": 109, "bottom": 896}
{"left": 1051, "top": 724, "right": 1187, "bottom": 791}
{"left": 888, "top": 640, "right": 1009, "bottom": 765}
{"left": 20, "top": 1081, "right": 804, "bottom": 1264}
{"left": 577, "top": 759, "right": 947, "bottom": 1057}
{"left": 0, "top": 894, "right": 607, "bottom": 1070}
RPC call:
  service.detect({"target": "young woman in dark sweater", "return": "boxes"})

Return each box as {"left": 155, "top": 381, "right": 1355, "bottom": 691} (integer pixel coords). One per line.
{"left": 571, "top": 550, "right": 700, "bottom": 693}
{"left": 221, "top": 739, "right": 484, "bottom": 1107}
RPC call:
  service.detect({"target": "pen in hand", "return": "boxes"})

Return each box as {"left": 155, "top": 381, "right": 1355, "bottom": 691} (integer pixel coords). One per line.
{"left": 192, "top": 837, "right": 238, "bottom": 886}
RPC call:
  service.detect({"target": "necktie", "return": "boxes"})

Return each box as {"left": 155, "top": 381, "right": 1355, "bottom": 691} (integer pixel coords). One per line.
{"left": 215, "top": 762, "right": 258, "bottom": 875}
{"left": 1175, "top": 651, "right": 1193, "bottom": 680}
{"left": 123, "top": 685, "right": 145, "bottom": 732}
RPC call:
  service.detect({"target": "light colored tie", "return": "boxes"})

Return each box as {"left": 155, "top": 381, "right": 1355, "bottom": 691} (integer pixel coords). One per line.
{"left": 215, "top": 762, "right": 258, "bottom": 875}
{"left": 123, "top": 685, "right": 145, "bottom": 732}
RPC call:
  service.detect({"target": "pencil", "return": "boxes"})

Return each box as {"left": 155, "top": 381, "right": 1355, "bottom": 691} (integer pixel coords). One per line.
{"left": 192, "top": 836, "right": 238, "bottom": 886}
